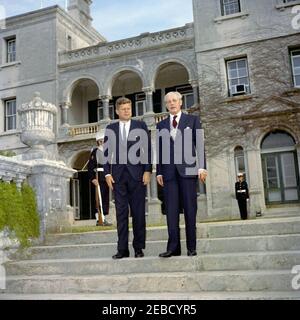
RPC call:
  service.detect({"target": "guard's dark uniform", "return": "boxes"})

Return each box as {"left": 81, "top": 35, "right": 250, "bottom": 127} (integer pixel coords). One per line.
{"left": 235, "top": 180, "right": 249, "bottom": 220}
{"left": 88, "top": 148, "right": 110, "bottom": 218}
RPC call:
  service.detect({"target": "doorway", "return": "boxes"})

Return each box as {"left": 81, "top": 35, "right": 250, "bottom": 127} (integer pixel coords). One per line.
{"left": 261, "top": 131, "right": 300, "bottom": 205}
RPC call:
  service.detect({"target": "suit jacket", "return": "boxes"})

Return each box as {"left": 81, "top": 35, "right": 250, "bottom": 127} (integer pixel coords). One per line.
{"left": 235, "top": 181, "right": 249, "bottom": 200}
{"left": 103, "top": 119, "right": 152, "bottom": 182}
{"left": 156, "top": 113, "right": 204, "bottom": 181}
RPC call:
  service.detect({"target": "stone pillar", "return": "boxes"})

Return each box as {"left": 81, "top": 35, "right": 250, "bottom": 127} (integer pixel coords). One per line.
{"left": 98, "top": 95, "right": 112, "bottom": 130}
{"left": 147, "top": 173, "right": 163, "bottom": 225}
{"left": 189, "top": 80, "right": 200, "bottom": 106}
{"left": 28, "top": 163, "right": 75, "bottom": 237}
{"left": 61, "top": 102, "right": 71, "bottom": 127}
{"left": 245, "top": 147, "right": 265, "bottom": 218}
{"left": 142, "top": 87, "right": 156, "bottom": 128}
{"left": 100, "top": 95, "right": 111, "bottom": 121}
{"left": 143, "top": 87, "right": 154, "bottom": 114}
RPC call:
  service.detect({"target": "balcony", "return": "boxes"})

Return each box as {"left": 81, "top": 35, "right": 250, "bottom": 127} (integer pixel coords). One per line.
{"left": 57, "top": 112, "right": 170, "bottom": 142}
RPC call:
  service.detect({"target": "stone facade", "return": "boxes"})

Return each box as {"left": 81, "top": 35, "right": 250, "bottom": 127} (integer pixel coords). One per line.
{"left": 0, "top": 0, "right": 300, "bottom": 232}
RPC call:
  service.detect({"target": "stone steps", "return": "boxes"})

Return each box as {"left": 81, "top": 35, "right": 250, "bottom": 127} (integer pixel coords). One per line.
{"left": 2, "top": 216, "right": 300, "bottom": 299}
{"left": 45, "top": 216, "right": 300, "bottom": 246}
{"left": 1, "top": 270, "right": 295, "bottom": 294}
{"left": 13, "top": 234, "right": 300, "bottom": 260}
{"left": 5, "top": 251, "right": 300, "bottom": 276}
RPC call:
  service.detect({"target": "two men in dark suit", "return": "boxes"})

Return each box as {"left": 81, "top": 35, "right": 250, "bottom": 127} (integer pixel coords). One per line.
{"left": 156, "top": 91, "right": 208, "bottom": 258}
{"left": 104, "top": 97, "right": 152, "bottom": 260}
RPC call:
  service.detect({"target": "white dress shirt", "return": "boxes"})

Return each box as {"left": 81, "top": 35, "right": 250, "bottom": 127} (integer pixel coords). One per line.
{"left": 120, "top": 120, "right": 131, "bottom": 141}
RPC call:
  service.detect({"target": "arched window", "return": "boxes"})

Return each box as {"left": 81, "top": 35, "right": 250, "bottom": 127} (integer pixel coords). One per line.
{"left": 261, "top": 130, "right": 299, "bottom": 204}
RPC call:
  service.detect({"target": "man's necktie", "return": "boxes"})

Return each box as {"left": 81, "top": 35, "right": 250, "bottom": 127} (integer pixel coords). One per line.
{"left": 172, "top": 115, "right": 178, "bottom": 129}
{"left": 122, "top": 123, "right": 127, "bottom": 142}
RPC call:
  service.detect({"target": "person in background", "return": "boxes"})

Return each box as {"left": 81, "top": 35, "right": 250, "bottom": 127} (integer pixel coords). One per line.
{"left": 88, "top": 131, "right": 112, "bottom": 227}
{"left": 235, "top": 173, "right": 250, "bottom": 220}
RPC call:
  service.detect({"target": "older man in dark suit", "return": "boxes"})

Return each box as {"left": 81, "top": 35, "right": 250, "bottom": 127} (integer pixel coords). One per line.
{"left": 156, "top": 91, "right": 207, "bottom": 258}
{"left": 104, "top": 97, "right": 152, "bottom": 260}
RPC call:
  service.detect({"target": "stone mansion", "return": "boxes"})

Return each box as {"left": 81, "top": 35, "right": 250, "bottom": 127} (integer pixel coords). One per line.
{"left": 0, "top": 0, "right": 300, "bottom": 231}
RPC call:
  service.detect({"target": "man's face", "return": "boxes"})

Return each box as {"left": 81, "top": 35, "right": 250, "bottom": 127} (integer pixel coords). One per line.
{"left": 165, "top": 94, "right": 182, "bottom": 115}
{"left": 116, "top": 103, "right": 132, "bottom": 121}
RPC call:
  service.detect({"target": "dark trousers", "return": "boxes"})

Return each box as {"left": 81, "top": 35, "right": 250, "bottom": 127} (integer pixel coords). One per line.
{"left": 113, "top": 168, "right": 146, "bottom": 252}
{"left": 238, "top": 199, "right": 248, "bottom": 220}
{"left": 94, "top": 181, "right": 110, "bottom": 216}
{"left": 163, "top": 169, "right": 198, "bottom": 253}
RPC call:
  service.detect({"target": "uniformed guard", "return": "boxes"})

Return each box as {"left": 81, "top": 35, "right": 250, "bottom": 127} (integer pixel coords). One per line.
{"left": 88, "top": 131, "right": 112, "bottom": 226}
{"left": 235, "top": 173, "right": 250, "bottom": 220}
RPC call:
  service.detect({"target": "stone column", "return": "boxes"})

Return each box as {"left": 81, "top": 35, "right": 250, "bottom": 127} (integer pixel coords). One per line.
{"left": 150, "top": 172, "right": 159, "bottom": 201}
{"left": 245, "top": 147, "right": 265, "bottom": 218}
{"left": 100, "top": 95, "right": 111, "bottom": 121}
{"left": 143, "top": 87, "right": 154, "bottom": 114}
{"left": 61, "top": 102, "right": 71, "bottom": 127}
{"left": 189, "top": 80, "right": 200, "bottom": 106}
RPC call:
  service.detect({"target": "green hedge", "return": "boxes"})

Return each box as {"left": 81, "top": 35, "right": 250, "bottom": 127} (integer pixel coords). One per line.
{"left": 0, "top": 182, "right": 40, "bottom": 247}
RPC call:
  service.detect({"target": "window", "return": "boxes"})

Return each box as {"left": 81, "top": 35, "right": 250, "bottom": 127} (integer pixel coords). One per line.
{"left": 6, "top": 37, "right": 16, "bottom": 63}
{"left": 5, "top": 99, "right": 17, "bottom": 131}
{"left": 291, "top": 50, "right": 300, "bottom": 87}
{"left": 226, "top": 58, "right": 251, "bottom": 96}
{"left": 221, "top": 0, "right": 241, "bottom": 16}
{"left": 182, "top": 93, "right": 194, "bottom": 109}
{"left": 135, "top": 93, "right": 146, "bottom": 116}
{"left": 176, "top": 85, "right": 194, "bottom": 109}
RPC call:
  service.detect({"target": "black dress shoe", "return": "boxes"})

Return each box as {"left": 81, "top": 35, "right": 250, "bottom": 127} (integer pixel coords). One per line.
{"left": 159, "top": 251, "right": 181, "bottom": 258}
{"left": 135, "top": 250, "right": 144, "bottom": 258}
{"left": 187, "top": 250, "right": 197, "bottom": 257}
{"left": 112, "top": 251, "right": 130, "bottom": 260}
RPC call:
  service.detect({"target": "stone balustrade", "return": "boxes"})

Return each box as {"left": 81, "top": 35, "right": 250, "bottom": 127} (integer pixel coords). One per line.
{"left": 59, "top": 24, "right": 194, "bottom": 66}
{"left": 0, "top": 156, "right": 31, "bottom": 187}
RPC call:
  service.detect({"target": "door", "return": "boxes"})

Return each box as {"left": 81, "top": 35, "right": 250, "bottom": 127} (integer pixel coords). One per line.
{"left": 262, "top": 152, "right": 300, "bottom": 204}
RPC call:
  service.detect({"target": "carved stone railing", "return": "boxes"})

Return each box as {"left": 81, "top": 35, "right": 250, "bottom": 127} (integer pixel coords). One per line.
{"left": 0, "top": 156, "right": 31, "bottom": 188}
{"left": 69, "top": 123, "right": 101, "bottom": 137}
{"left": 64, "top": 113, "right": 169, "bottom": 138}
{"left": 59, "top": 24, "right": 194, "bottom": 66}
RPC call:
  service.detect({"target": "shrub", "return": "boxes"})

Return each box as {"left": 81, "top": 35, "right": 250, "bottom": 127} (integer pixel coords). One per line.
{"left": 0, "top": 182, "right": 40, "bottom": 247}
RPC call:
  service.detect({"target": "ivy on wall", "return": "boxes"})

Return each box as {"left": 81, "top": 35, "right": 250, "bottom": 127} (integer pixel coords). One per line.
{"left": 0, "top": 182, "right": 40, "bottom": 247}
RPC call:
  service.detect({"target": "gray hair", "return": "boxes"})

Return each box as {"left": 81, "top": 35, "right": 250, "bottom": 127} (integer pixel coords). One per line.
{"left": 164, "top": 91, "right": 183, "bottom": 103}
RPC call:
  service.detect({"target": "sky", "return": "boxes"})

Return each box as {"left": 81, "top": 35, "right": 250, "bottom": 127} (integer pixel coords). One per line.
{"left": 0, "top": 0, "right": 194, "bottom": 41}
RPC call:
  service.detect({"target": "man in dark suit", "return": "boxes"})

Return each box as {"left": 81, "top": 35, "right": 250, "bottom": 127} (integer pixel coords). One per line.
{"left": 235, "top": 173, "right": 249, "bottom": 220}
{"left": 156, "top": 91, "right": 207, "bottom": 258}
{"left": 104, "top": 97, "right": 152, "bottom": 260}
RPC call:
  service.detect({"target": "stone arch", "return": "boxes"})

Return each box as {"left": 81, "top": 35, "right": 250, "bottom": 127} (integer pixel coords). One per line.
{"left": 105, "top": 66, "right": 146, "bottom": 96}
{"left": 151, "top": 58, "right": 195, "bottom": 89}
{"left": 63, "top": 75, "right": 103, "bottom": 104}
{"left": 256, "top": 126, "right": 299, "bottom": 150}
{"left": 69, "top": 150, "right": 91, "bottom": 170}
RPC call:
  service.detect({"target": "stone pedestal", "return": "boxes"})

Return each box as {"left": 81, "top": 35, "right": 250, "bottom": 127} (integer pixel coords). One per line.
{"left": 27, "top": 160, "right": 75, "bottom": 237}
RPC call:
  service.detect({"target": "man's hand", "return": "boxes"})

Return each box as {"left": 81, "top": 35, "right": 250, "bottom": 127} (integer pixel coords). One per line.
{"left": 106, "top": 175, "right": 115, "bottom": 190}
{"left": 199, "top": 170, "right": 208, "bottom": 184}
{"left": 143, "top": 172, "right": 151, "bottom": 186}
{"left": 92, "top": 179, "right": 99, "bottom": 187}
{"left": 157, "top": 175, "right": 164, "bottom": 187}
